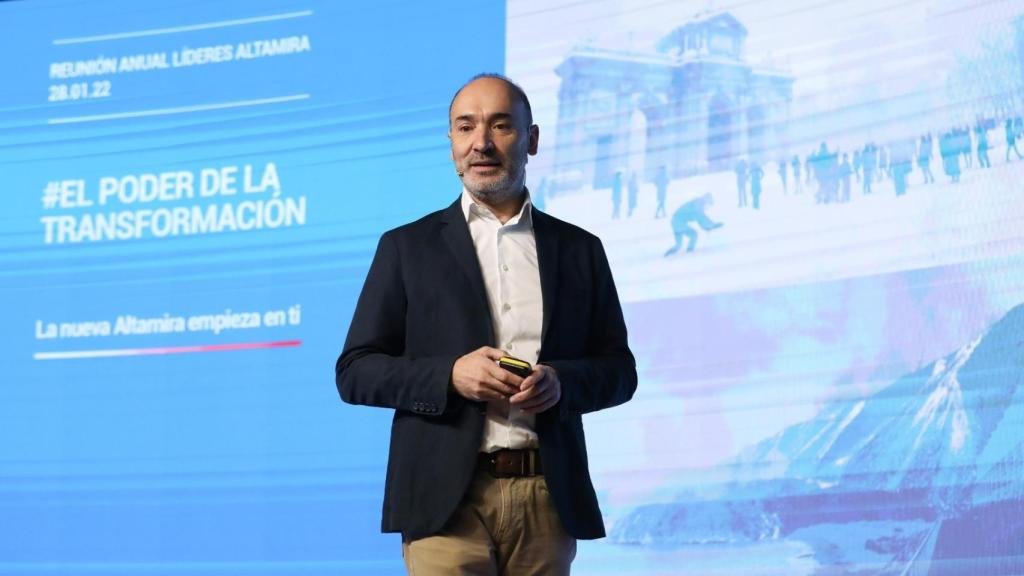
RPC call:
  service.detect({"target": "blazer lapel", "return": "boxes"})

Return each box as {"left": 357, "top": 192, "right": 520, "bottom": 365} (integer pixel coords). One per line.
{"left": 531, "top": 207, "right": 559, "bottom": 348}
{"left": 440, "top": 199, "right": 495, "bottom": 344}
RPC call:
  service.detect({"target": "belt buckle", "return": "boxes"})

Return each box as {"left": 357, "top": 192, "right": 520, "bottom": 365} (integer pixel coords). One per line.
{"left": 487, "top": 452, "right": 505, "bottom": 478}
{"left": 493, "top": 450, "right": 518, "bottom": 478}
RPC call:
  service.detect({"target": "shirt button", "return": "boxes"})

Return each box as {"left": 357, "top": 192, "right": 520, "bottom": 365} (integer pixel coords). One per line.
{"left": 502, "top": 265, "right": 509, "bottom": 272}
{"left": 502, "top": 303, "right": 511, "bottom": 312}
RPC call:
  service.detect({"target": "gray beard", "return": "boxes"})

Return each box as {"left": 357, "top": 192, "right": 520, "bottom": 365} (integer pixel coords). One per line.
{"left": 464, "top": 169, "right": 526, "bottom": 206}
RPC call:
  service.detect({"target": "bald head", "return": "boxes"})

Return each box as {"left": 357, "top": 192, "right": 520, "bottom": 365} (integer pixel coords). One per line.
{"left": 448, "top": 73, "right": 533, "bottom": 129}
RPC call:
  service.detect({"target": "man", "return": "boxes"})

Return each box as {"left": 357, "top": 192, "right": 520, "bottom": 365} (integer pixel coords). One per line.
{"left": 839, "top": 153, "right": 852, "bottom": 202}
{"left": 975, "top": 120, "right": 990, "bottom": 169}
{"left": 890, "top": 137, "right": 915, "bottom": 197}
{"left": 777, "top": 158, "right": 788, "bottom": 195}
{"left": 918, "top": 134, "right": 934, "bottom": 184}
{"left": 335, "top": 74, "right": 637, "bottom": 575}
{"left": 1007, "top": 118, "right": 1022, "bottom": 162}
{"left": 654, "top": 165, "right": 668, "bottom": 218}
{"left": 734, "top": 157, "right": 748, "bottom": 207}
{"left": 748, "top": 161, "right": 764, "bottom": 210}
{"left": 663, "top": 192, "right": 724, "bottom": 256}
{"left": 940, "top": 129, "right": 961, "bottom": 183}
{"left": 627, "top": 171, "right": 639, "bottom": 218}
{"left": 862, "top": 142, "right": 877, "bottom": 194}
{"left": 611, "top": 170, "right": 623, "bottom": 219}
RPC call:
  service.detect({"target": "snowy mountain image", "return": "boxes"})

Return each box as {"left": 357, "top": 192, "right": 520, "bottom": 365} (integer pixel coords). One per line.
{"left": 610, "top": 302, "right": 1024, "bottom": 571}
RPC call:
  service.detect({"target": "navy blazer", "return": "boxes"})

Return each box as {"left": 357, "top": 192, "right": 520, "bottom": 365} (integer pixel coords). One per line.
{"left": 335, "top": 198, "right": 637, "bottom": 540}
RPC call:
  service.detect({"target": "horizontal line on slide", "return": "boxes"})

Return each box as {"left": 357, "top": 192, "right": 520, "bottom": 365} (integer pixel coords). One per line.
{"left": 33, "top": 339, "right": 301, "bottom": 360}
{"left": 53, "top": 10, "right": 314, "bottom": 45}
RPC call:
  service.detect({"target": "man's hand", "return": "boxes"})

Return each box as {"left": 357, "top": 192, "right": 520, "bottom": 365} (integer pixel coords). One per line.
{"left": 509, "top": 364, "right": 561, "bottom": 414}
{"left": 451, "top": 346, "right": 523, "bottom": 402}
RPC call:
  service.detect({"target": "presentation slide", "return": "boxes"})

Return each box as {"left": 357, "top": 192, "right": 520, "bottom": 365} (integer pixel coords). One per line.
{"left": 2, "top": 0, "right": 1023, "bottom": 574}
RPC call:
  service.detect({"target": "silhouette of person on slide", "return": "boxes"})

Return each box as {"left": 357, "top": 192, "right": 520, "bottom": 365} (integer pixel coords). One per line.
{"left": 664, "top": 193, "right": 723, "bottom": 256}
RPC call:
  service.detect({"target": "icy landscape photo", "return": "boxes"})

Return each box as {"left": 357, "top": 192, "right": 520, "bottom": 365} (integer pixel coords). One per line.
{"left": 508, "top": 1, "right": 1024, "bottom": 572}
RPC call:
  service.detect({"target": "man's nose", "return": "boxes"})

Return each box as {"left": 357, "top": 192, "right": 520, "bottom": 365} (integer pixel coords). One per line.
{"left": 471, "top": 128, "right": 494, "bottom": 153}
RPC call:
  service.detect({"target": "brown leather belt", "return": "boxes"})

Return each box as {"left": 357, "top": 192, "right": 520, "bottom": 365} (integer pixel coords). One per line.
{"left": 478, "top": 449, "right": 543, "bottom": 478}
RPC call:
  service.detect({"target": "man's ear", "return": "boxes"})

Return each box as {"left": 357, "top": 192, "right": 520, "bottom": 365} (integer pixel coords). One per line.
{"left": 528, "top": 124, "right": 539, "bottom": 156}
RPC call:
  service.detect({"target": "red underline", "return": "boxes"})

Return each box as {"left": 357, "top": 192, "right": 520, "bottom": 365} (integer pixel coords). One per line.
{"left": 33, "top": 340, "right": 302, "bottom": 360}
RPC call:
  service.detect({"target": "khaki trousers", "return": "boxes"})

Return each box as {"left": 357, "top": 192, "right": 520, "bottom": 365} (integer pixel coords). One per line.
{"left": 402, "top": 468, "right": 577, "bottom": 575}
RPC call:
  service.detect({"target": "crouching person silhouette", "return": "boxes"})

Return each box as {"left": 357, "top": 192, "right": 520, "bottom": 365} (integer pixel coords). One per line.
{"left": 664, "top": 193, "right": 723, "bottom": 256}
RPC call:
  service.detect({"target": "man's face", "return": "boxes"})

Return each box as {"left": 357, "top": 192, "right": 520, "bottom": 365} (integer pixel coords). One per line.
{"left": 449, "top": 78, "right": 538, "bottom": 205}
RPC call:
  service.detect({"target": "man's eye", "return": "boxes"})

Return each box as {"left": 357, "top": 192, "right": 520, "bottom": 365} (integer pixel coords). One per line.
{"left": 457, "top": 125, "right": 473, "bottom": 132}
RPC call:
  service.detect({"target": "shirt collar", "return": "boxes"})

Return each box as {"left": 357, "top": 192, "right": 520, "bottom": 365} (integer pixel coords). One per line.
{"left": 460, "top": 188, "right": 533, "bottom": 228}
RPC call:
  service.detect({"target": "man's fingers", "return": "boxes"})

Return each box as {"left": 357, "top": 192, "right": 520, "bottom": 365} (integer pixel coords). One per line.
{"left": 479, "top": 346, "right": 507, "bottom": 361}
{"left": 517, "top": 366, "right": 559, "bottom": 413}
{"left": 518, "top": 370, "right": 542, "bottom": 391}
{"left": 462, "top": 355, "right": 549, "bottom": 405}
{"left": 521, "top": 380, "right": 560, "bottom": 412}
{"left": 487, "top": 365, "right": 524, "bottom": 390}
{"left": 516, "top": 381, "right": 552, "bottom": 406}
{"left": 481, "top": 373, "right": 519, "bottom": 397}
{"left": 510, "top": 377, "right": 546, "bottom": 404}
{"left": 513, "top": 366, "right": 546, "bottom": 397}
{"left": 519, "top": 388, "right": 556, "bottom": 413}
{"left": 468, "top": 375, "right": 515, "bottom": 402}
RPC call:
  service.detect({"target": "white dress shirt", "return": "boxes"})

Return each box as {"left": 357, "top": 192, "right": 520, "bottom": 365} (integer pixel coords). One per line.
{"left": 461, "top": 189, "right": 543, "bottom": 452}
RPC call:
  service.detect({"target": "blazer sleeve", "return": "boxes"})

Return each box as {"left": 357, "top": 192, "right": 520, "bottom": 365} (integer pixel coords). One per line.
{"left": 546, "top": 238, "right": 637, "bottom": 420}
{"left": 335, "top": 231, "right": 463, "bottom": 417}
